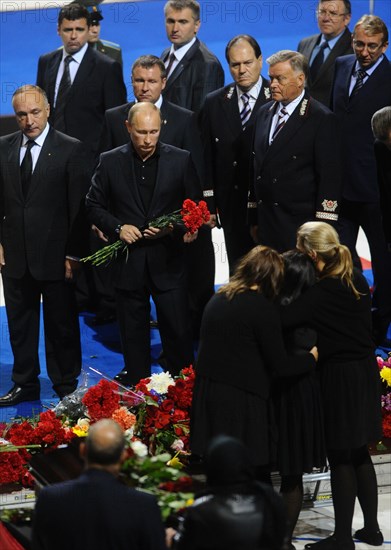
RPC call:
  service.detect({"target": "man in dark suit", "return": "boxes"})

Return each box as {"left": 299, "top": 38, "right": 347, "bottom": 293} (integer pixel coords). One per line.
{"left": 86, "top": 103, "right": 202, "bottom": 385}
{"left": 249, "top": 50, "right": 341, "bottom": 253}
{"left": 201, "top": 35, "right": 271, "bottom": 272}
{"left": 331, "top": 15, "right": 391, "bottom": 345}
{"left": 87, "top": 4, "right": 123, "bottom": 67}
{"left": 161, "top": 0, "right": 224, "bottom": 113}
{"left": 0, "top": 85, "right": 90, "bottom": 407}
{"left": 298, "top": 0, "right": 353, "bottom": 106}
{"left": 100, "top": 55, "right": 201, "bottom": 157}
{"left": 32, "top": 419, "right": 167, "bottom": 550}
{"left": 99, "top": 54, "right": 211, "bottom": 338}
{"left": 36, "top": 2, "right": 126, "bottom": 157}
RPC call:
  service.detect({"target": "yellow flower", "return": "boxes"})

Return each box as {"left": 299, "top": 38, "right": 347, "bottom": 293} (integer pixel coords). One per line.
{"left": 72, "top": 427, "right": 88, "bottom": 437}
{"left": 380, "top": 367, "right": 391, "bottom": 387}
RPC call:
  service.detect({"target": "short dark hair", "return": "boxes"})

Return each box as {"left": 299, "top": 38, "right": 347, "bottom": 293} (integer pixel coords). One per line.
{"left": 319, "top": 0, "right": 351, "bottom": 15}
{"left": 164, "top": 0, "right": 200, "bottom": 21}
{"left": 132, "top": 55, "right": 167, "bottom": 79}
{"left": 225, "top": 35, "right": 262, "bottom": 64}
{"left": 85, "top": 419, "right": 125, "bottom": 466}
{"left": 58, "top": 3, "right": 90, "bottom": 26}
{"left": 371, "top": 106, "right": 391, "bottom": 142}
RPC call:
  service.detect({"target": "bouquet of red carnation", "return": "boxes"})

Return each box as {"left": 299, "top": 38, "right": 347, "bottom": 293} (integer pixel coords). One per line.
{"left": 81, "top": 199, "right": 210, "bottom": 266}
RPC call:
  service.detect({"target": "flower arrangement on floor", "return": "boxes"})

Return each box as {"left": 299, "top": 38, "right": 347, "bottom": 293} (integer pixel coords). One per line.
{"left": 378, "top": 353, "right": 391, "bottom": 439}
{"left": 81, "top": 199, "right": 210, "bottom": 266}
{"left": 0, "top": 367, "right": 197, "bottom": 519}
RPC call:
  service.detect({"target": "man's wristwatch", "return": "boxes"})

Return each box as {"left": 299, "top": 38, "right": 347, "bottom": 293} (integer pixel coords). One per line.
{"left": 115, "top": 224, "right": 123, "bottom": 235}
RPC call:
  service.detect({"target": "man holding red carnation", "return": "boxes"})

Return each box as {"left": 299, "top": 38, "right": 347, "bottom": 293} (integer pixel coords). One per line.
{"left": 86, "top": 102, "right": 203, "bottom": 385}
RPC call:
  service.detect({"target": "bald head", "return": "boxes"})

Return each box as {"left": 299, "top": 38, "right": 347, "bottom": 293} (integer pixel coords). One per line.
{"left": 85, "top": 419, "right": 125, "bottom": 466}
{"left": 126, "top": 102, "right": 161, "bottom": 160}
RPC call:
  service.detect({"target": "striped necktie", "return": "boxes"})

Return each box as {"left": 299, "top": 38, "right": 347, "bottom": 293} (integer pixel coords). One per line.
{"left": 165, "top": 53, "right": 176, "bottom": 78}
{"left": 350, "top": 69, "right": 367, "bottom": 99}
{"left": 271, "top": 107, "right": 288, "bottom": 140}
{"left": 240, "top": 92, "right": 251, "bottom": 128}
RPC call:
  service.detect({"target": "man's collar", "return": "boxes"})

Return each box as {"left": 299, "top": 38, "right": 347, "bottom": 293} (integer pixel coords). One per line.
{"left": 169, "top": 36, "right": 196, "bottom": 60}
{"left": 22, "top": 123, "right": 50, "bottom": 146}
{"left": 62, "top": 42, "right": 88, "bottom": 63}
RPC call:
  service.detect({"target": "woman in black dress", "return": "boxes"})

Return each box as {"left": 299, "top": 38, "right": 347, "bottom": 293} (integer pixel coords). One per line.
{"left": 276, "top": 250, "right": 326, "bottom": 549}
{"left": 281, "top": 222, "right": 383, "bottom": 550}
{"left": 190, "top": 245, "right": 317, "bottom": 480}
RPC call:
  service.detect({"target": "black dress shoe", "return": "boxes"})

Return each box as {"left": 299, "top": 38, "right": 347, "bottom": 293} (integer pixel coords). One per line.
{"left": 354, "top": 528, "right": 383, "bottom": 546}
{"left": 305, "top": 535, "right": 355, "bottom": 549}
{"left": 0, "top": 385, "right": 40, "bottom": 407}
{"left": 113, "top": 370, "right": 133, "bottom": 386}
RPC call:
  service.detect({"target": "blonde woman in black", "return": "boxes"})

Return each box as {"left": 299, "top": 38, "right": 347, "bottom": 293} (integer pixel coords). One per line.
{"left": 281, "top": 222, "right": 382, "bottom": 550}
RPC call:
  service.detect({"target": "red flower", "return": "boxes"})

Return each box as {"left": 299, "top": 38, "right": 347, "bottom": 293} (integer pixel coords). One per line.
{"left": 7, "top": 421, "right": 35, "bottom": 446}
{"left": 155, "top": 411, "right": 171, "bottom": 429}
{"left": 0, "top": 451, "right": 28, "bottom": 484}
{"left": 82, "top": 379, "right": 120, "bottom": 422}
{"left": 382, "top": 412, "right": 391, "bottom": 438}
{"left": 160, "top": 399, "right": 175, "bottom": 413}
{"left": 181, "top": 199, "right": 210, "bottom": 234}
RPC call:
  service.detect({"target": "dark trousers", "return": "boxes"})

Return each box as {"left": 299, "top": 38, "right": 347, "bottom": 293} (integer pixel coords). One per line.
{"left": 223, "top": 224, "right": 254, "bottom": 275}
{"left": 115, "top": 270, "right": 193, "bottom": 385}
{"left": 2, "top": 270, "right": 81, "bottom": 397}
{"left": 338, "top": 199, "right": 391, "bottom": 330}
{"left": 184, "top": 225, "right": 215, "bottom": 339}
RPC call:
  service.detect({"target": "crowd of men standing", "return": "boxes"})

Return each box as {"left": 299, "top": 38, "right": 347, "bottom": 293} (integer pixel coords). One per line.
{"left": 0, "top": 0, "right": 390, "bottom": 406}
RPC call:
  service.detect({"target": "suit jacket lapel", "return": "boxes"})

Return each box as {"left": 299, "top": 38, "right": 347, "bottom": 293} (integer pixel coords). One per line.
{"left": 164, "top": 40, "right": 199, "bottom": 90}
{"left": 72, "top": 47, "right": 96, "bottom": 90}
{"left": 8, "top": 133, "right": 23, "bottom": 199}
{"left": 268, "top": 94, "right": 311, "bottom": 156}
{"left": 118, "top": 144, "right": 145, "bottom": 214}
{"left": 48, "top": 50, "right": 62, "bottom": 105}
{"left": 220, "top": 86, "right": 242, "bottom": 135}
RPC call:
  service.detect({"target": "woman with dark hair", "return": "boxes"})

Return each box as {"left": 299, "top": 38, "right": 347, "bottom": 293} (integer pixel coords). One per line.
{"left": 281, "top": 222, "right": 383, "bottom": 550}
{"left": 173, "top": 435, "right": 286, "bottom": 550}
{"left": 190, "top": 245, "right": 317, "bottom": 479}
{"left": 276, "top": 251, "right": 326, "bottom": 549}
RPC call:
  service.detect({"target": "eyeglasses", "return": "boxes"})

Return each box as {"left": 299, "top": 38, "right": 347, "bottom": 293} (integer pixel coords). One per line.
{"left": 316, "top": 9, "right": 348, "bottom": 19}
{"left": 352, "top": 40, "right": 384, "bottom": 53}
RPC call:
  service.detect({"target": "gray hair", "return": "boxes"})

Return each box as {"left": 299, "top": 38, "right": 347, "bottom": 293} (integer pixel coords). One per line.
{"left": 371, "top": 106, "right": 391, "bottom": 142}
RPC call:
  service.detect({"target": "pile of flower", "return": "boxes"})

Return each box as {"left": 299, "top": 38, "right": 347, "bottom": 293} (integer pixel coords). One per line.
{"left": 133, "top": 367, "right": 195, "bottom": 455}
{"left": 378, "top": 353, "right": 391, "bottom": 438}
{"left": 0, "top": 367, "right": 197, "bottom": 517}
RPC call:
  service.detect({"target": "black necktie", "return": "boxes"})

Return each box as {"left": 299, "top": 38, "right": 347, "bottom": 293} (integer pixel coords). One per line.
{"left": 20, "top": 140, "right": 36, "bottom": 197}
{"left": 165, "top": 53, "right": 176, "bottom": 78}
{"left": 53, "top": 55, "right": 73, "bottom": 131}
{"left": 310, "top": 41, "right": 328, "bottom": 81}
{"left": 350, "top": 69, "right": 367, "bottom": 99}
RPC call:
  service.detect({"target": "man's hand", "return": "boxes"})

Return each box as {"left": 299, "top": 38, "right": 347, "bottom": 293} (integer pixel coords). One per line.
{"left": 143, "top": 225, "right": 173, "bottom": 240}
{"left": 183, "top": 230, "right": 198, "bottom": 243}
{"left": 120, "top": 224, "right": 143, "bottom": 244}
{"left": 207, "top": 214, "right": 217, "bottom": 228}
{"left": 64, "top": 258, "right": 80, "bottom": 280}
{"left": 91, "top": 224, "right": 108, "bottom": 243}
{"left": 310, "top": 346, "right": 318, "bottom": 362}
{"left": 0, "top": 243, "right": 5, "bottom": 272}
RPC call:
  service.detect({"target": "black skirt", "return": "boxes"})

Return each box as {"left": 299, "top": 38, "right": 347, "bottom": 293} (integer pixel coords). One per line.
{"left": 320, "top": 355, "right": 382, "bottom": 449}
{"left": 274, "top": 370, "right": 327, "bottom": 476}
{"left": 190, "top": 375, "right": 277, "bottom": 468}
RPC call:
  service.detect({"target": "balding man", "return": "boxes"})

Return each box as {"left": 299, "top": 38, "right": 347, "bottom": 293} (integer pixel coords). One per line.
{"left": 32, "top": 419, "right": 167, "bottom": 550}
{"left": 86, "top": 103, "right": 202, "bottom": 385}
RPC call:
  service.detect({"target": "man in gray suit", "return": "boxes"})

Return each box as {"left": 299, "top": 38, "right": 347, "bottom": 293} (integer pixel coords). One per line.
{"left": 298, "top": 0, "right": 353, "bottom": 106}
